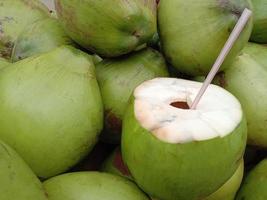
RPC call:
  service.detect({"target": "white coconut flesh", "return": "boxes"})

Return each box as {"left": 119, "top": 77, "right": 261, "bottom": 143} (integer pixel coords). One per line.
{"left": 134, "top": 78, "right": 242, "bottom": 144}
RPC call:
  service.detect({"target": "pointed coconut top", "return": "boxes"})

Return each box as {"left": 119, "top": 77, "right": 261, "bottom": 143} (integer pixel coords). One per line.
{"left": 134, "top": 78, "right": 242, "bottom": 144}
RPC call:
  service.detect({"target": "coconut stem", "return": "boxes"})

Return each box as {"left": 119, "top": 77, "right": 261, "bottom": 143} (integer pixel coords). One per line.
{"left": 190, "top": 8, "right": 252, "bottom": 110}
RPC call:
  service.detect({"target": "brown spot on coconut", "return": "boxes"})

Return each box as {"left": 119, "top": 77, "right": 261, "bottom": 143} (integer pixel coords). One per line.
{"left": 113, "top": 148, "right": 131, "bottom": 177}
{"left": 101, "top": 147, "right": 132, "bottom": 180}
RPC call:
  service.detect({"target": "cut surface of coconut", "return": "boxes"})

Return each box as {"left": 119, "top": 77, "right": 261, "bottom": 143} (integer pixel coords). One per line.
{"left": 134, "top": 78, "right": 242, "bottom": 143}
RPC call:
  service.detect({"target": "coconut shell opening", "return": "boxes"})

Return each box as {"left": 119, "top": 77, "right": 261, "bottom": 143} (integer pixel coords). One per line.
{"left": 170, "top": 101, "right": 190, "bottom": 110}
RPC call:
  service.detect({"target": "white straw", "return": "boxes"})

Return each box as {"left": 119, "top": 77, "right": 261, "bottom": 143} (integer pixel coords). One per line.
{"left": 190, "top": 8, "right": 252, "bottom": 109}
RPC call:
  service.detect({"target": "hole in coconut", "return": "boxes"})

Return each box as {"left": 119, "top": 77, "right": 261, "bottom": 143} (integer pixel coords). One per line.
{"left": 170, "top": 101, "right": 190, "bottom": 110}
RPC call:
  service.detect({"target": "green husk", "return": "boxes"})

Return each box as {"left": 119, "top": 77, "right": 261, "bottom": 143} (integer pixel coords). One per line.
{"left": 122, "top": 97, "right": 247, "bottom": 200}
{"left": 204, "top": 159, "right": 244, "bottom": 200}
{"left": 11, "top": 17, "right": 73, "bottom": 62}
{"left": 55, "top": 0, "right": 157, "bottom": 57}
{"left": 43, "top": 172, "right": 150, "bottom": 200}
{"left": 214, "top": 43, "right": 267, "bottom": 148}
{"left": 0, "top": 140, "right": 48, "bottom": 200}
{"left": 250, "top": 0, "right": 267, "bottom": 43}
{"left": 96, "top": 48, "right": 169, "bottom": 143}
{"left": 0, "top": 58, "right": 9, "bottom": 70}
{"left": 0, "top": 46, "right": 103, "bottom": 178}
{"left": 0, "top": 0, "right": 49, "bottom": 59}
{"left": 158, "top": 0, "right": 253, "bottom": 76}
{"left": 236, "top": 159, "right": 267, "bottom": 199}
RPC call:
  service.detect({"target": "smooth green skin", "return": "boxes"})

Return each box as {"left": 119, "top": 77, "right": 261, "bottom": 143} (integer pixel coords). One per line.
{"left": 158, "top": 0, "right": 253, "bottom": 76}
{"left": 11, "top": 17, "right": 73, "bottom": 62}
{"left": 55, "top": 0, "right": 157, "bottom": 57}
{"left": 236, "top": 159, "right": 267, "bottom": 200}
{"left": 250, "top": 0, "right": 267, "bottom": 43}
{"left": 122, "top": 99, "right": 247, "bottom": 200}
{"left": 0, "top": 46, "right": 103, "bottom": 178}
{"left": 0, "top": 140, "right": 48, "bottom": 200}
{"left": 0, "top": 58, "right": 9, "bottom": 70}
{"left": 102, "top": 147, "right": 132, "bottom": 180}
{"left": 204, "top": 159, "right": 244, "bottom": 200}
{"left": 0, "top": 0, "right": 49, "bottom": 59}
{"left": 96, "top": 48, "right": 169, "bottom": 143}
{"left": 43, "top": 172, "right": 150, "bottom": 200}
{"left": 215, "top": 43, "right": 267, "bottom": 148}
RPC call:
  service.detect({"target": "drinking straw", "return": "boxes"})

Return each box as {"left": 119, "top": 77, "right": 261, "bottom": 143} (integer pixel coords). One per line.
{"left": 190, "top": 8, "right": 252, "bottom": 109}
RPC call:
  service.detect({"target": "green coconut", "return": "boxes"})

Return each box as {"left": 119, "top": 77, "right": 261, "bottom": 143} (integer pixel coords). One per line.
{"left": 0, "top": 0, "right": 49, "bottom": 59}
{"left": 102, "top": 147, "right": 132, "bottom": 180}
{"left": 0, "top": 45, "right": 103, "bottom": 178}
{"left": 158, "top": 0, "right": 253, "bottom": 76}
{"left": 11, "top": 17, "right": 73, "bottom": 62}
{"left": 122, "top": 78, "right": 247, "bottom": 200}
{"left": 214, "top": 43, "right": 267, "bottom": 148}
{"left": 250, "top": 0, "right": 267, "bottom": 43}
{"left": 96, "top": 48, "right": 169, "bottom": 143}
{"left": 55, "top": 0, "right": 157, "bottom": 57}
{"left": 236, "top": 159, "right": 267, "bottom": 199}
{"left": 204, "top": 159, "right": 244, "bottom": 200}
{"left": 0, "top": 140, "right": 48, "bottom": 200}
{"left": 43, "top": 172, "right": 150, "bottom": 200}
